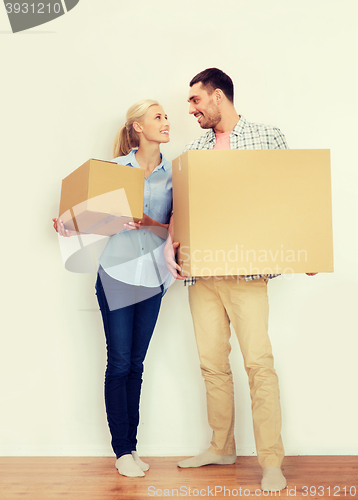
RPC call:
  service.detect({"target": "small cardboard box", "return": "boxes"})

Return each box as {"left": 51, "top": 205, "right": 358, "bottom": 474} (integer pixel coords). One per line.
{"left": 172, "top": 150, "right": 333, "bottom": 276}
{"left": 59, "top": 159, "right": 144, "bottom": 236}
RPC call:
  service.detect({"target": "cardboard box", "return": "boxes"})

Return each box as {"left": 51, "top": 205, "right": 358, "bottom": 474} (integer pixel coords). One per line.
{"left": 172, "top": 150, "right": 333, "bottom": 276}
{"left": 59, "top": 159, "right": 144, "bottom": 236}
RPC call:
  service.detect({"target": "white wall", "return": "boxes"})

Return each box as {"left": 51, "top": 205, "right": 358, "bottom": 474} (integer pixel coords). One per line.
{"left": 1, "top": 0, "right": 357, "bottom": 458}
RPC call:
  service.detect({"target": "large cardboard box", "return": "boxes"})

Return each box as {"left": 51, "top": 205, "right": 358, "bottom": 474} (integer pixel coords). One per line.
{"left": 59, "top": 159, "right": 144, "bottom": 236}
{"left": 172, "top": 150, "right": 333, "bottom": 276}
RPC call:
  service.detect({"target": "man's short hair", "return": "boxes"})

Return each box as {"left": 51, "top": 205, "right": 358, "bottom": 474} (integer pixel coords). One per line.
{"left": 190, "top": 68, "right": 234, "bottom": 103}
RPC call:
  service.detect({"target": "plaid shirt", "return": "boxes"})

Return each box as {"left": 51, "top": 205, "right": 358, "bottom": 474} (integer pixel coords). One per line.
{"left": 182, "top": 115, "right": 288, "bottom": 286}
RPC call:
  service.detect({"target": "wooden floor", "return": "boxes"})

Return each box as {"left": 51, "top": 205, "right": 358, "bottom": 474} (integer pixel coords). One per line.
{"left": 0, "top": 456, "right": 357, "bottom": 499}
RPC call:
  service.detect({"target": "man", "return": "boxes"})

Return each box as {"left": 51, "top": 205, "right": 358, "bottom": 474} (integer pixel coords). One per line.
{"left": 166, "top": 68, "right": 315, "bottom": 491}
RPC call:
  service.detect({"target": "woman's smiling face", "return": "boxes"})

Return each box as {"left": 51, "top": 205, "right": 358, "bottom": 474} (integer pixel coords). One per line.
{"left": 136, "top": 105, "right": 170, "bottom": 144}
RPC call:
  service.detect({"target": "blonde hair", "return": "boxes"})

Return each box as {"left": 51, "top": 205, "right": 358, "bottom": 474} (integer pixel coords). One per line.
{"left": 113, "top": 99, "right": 160, "bottom": 158}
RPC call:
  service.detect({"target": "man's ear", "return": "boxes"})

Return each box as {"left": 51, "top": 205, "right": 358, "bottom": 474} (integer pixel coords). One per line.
{"left": 133, "top": 121, "right": 142, "bottom": 134}
{"left": 214, "top": 89, "right": 224, "bottom": 104}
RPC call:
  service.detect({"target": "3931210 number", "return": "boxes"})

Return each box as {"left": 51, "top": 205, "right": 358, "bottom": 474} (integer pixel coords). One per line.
{"left": 5, "top": 3, "right": 62, "bottom": 14}
{"left": 302, "top": 486, "right": 357, "bottom": 497}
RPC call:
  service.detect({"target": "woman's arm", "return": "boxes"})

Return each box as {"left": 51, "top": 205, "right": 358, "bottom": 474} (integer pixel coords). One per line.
{"left": 52, "top": 218, "right": 77, "bottom": 237}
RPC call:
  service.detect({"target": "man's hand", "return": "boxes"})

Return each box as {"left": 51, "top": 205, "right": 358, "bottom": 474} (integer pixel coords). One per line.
{"left": 164, "top": 239, "right": 186, "bottom": 280}
{"left": 306, "top": 273, "right": 318, "bottom": 276}
{"left": 52, "top": 218, "right": 77, "bottom": 237}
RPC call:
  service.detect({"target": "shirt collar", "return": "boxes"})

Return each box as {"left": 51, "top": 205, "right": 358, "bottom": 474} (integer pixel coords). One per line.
{"left": 231, "top": 115, "right": 246, "bottom": 136}
{"left": 206, "top": 129, "right": 216, "bottom": 143}
{"left": 208, "top": 115, "right": 247, "bottom": 139}
{"left": 126, "top": 149, "right": 170, "bottom": 172}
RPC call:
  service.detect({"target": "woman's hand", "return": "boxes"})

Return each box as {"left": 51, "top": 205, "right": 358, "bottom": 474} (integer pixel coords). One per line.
{"left": 52, "top": 218, "right": 77, "bottom": 237}
{"left": 124, "top": 213, "right": 156, "bottom": 230}
{"left": 124, "top": 214, "right": 169, "bottom": 239}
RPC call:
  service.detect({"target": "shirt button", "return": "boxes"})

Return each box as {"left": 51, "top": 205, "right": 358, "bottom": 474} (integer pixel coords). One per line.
{"left": 145, "top": 204, "right": 148, "bottom": 207}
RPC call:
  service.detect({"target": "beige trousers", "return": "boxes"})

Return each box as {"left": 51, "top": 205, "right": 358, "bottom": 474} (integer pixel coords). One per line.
{"left": 188, "top": 276, "right": 284, "bottom": 468}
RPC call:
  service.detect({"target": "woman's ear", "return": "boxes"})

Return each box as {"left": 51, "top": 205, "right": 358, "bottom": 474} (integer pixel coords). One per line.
{"left": 133, "top": 121, "right": 142, "bottom": 134}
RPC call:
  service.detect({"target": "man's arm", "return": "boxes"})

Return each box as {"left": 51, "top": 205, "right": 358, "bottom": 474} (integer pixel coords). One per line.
{"left": 272, "top": 127, "right": 288, "bottom": 149}
{"left": 273, "top": 127, "right": 317, "bottom": 276}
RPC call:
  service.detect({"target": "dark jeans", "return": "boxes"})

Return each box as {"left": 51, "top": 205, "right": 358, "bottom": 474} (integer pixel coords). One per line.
{"left": 95, "top": 270, "right": 162, "bottom": 458}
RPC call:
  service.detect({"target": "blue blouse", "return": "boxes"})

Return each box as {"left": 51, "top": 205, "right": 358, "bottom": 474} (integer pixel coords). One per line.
{"left": 98, "top": 150, "right": 172, "bottom": 288}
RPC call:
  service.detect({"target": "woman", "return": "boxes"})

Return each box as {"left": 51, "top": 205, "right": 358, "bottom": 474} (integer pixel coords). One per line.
{"left": 54, "top": 100, "right": 172, "bottom": 477}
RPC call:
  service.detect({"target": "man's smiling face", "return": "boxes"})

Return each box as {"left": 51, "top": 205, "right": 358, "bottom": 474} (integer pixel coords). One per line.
{"left": 188, "top": 82, "right": 221, "bottom": 129}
